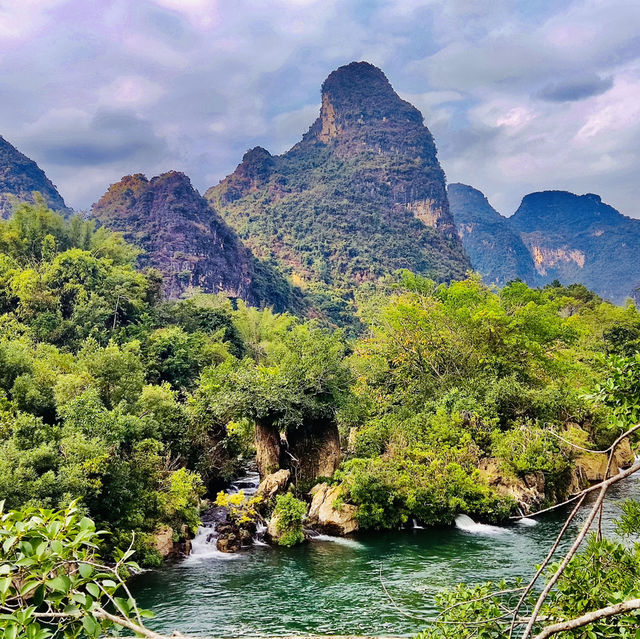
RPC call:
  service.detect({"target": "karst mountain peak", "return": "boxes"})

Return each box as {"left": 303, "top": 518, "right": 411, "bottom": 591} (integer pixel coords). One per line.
{"left": 206, "top": 60, "right": 468, "bottom": 299}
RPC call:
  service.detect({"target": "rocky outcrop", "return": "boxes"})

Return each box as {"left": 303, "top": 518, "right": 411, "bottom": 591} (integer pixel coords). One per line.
{"left": 307, "top": 483, "right": 358, "bottom": 535}
{"left": 286, "top": 421, "right": 341, "bottom": 484}
{"left": 206, "top": 61, "right": 469, "bottom": 300}
{"left": 256, "top": 469, "right": 291, "bottom": 500}
{"left": 265, "top": 512, "right": 282, "bottom": 542}
{"left": 569, "top": 438, "right": 635, "bottom": 491}
{"left": 477, "top": 459, "right": 546, "bottom": 515}
{"left": 254, "top": 420, "right": 341, "bottom": 484}
{"left": 255, "top": 422, "right": 282, "bottom": 478}
{"left": 152, "top": 524, "right": 191, "bottom": 559}
{"left": 0, "top": 135, "right": 68, "bottom": 218}
{"left": 91, "top": 171, "right": 298, "bottom": 310}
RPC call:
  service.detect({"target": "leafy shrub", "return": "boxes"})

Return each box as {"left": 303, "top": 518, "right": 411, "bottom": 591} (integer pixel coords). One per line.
{"left": 273, "top": 493, "right": 306, "bottom": 547}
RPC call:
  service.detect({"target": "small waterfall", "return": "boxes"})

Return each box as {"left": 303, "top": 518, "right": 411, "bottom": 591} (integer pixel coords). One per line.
{"left": 189, "top": 470, "right": 262, "bottom": 558}
{"left": 454, "top": 514, "right": 508, "bottom": 535}
{"left": 229, "top": 471, "right": 261, "bottom": 496}
{"left": 515, "top": 507, "right": 538, "bottom": 526}
{"left": 412, "top": 518, "right": 425, "bottom": 529}
{"left": 254, "top": 520, "right": 268, "bottom": 546}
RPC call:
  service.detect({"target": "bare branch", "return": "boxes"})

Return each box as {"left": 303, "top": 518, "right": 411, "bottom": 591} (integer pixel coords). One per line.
{"left": 520, "top": 456, "right": 640, "bottom": 639}
{"left": 508, "top": 494, "right": 586, "bottom": 639}
{"left": 532, "top": 598, "right": 640, "bottom": 639}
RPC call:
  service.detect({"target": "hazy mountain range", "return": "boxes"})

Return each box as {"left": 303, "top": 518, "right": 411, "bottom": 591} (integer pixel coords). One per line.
{"left": 1, "top": 61, "right": 638, "bottom": 312}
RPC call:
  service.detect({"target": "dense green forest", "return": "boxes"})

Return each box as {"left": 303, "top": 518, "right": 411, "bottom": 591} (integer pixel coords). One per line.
{"left": 1, "top": 200, "right": 639, "bottom": 564}
{"left": 1, "top": 200, "right": 640, "bottom": 637}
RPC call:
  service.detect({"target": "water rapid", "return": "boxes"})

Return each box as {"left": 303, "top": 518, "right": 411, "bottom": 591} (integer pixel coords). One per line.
{"left": 131, "top": 476, "right": 639, "bottom": 637}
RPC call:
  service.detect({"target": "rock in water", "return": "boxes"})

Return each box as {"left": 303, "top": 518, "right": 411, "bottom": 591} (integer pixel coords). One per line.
{"left": 206, "top": 61, "right": 469, "bottom": 298}
{"left": 0, "top": 135, "right": 68, "bottom": 218}
{"left": 91, "top": 171, "right": 296, "bottom": 308}
{"left": 308, "top": 483, "right": 358, "bottom": 536}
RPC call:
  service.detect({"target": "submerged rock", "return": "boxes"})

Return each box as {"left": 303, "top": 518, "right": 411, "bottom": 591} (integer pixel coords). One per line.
{"left": 307, "top": 483, "right": 359, "bottom": 535}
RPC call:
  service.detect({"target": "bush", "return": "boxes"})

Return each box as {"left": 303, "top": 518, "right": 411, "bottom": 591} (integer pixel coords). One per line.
{"left": 273, "top": 493, "right": 306, "bottom": 547}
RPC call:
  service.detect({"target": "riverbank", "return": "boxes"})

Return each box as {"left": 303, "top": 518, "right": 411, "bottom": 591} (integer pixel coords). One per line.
{"left": 130, "top": 472, "right": 638, "bottom": 637}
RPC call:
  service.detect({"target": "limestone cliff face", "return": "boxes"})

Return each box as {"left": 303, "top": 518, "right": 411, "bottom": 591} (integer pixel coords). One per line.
{"left": 0, "top": 136, "right": 68, "bottom": 218}
{"left": 448, "top": 183, "right": 538, "bottom": 286}
{"left": 207, "top": 61, "right": 468, "bottom": 288}
{"left": 510, "top": 191, "right": 640, "bottom": 303}
{"left": 451, "top": 185, "right": 640, "bottom": 304}
{"left": 91, "top": 171, "right": 297, "bottom": 309}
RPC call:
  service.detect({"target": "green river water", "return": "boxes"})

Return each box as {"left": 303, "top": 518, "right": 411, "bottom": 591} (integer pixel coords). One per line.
{"left": 131, "top": 474, "right": 638, "bottom": 637}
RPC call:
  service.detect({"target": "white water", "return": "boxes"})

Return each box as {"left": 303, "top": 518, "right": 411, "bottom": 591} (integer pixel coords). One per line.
{"left": 309, "top": 533, "right": 364, "bottom": 547}
{"left": 189, "top": 470, "right": 263, "bottom": 558}
{"left": 454, "top": 514, "right": 509, "bottom": 535}
{"left": 412, "top": 518, "right": 425, "bottom": 529}
{"left": 187, "top": 526, "right": 241, "bottom": 561}
{"left": 517, "top": 517, "right": 538, "bottom": 527}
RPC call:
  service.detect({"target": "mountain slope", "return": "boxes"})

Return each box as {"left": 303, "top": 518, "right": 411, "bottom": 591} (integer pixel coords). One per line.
{"left": 448, "top": 183, "right": 538, "bottom": 286}
{"left": 450, "top": 185, "right": 640, "bottom": 304}
{"left": 510, "top": 191, "right": 640, "bottom": 303}
{"left": 205, "top": 61, "right": 469, "bottom": 288}
{"left": 91, "top": 171, "right": 297, "bottom": 310}
{"left": 0, "top": 135, "right": 68, "bottom": 217}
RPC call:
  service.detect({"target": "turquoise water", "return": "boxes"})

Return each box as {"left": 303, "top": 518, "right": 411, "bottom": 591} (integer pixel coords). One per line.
{"left": 131, "top": 477, "right": 638, "bottom": 637}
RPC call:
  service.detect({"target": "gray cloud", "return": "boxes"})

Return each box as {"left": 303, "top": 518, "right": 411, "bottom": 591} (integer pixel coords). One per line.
{"left": 34, "top": 111, "right": 168, "bottom": 167}
{"left": 537, "top": 74, "right": 614, "bottom": 102}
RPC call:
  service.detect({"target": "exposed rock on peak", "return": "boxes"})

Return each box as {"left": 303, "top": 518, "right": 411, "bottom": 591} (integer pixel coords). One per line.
{"left": 448, "top": 183, "right": 538, "bottom": 286}
{"left": 92, "top": 171, "right": 297, "bottom": 309}
{"left": 0, "top": 135, "right": 68, "bottom": 218}
{"left": 303, "top": 61, "right": 423, "bottom": 146}
{"left": 207, "top": 61, "right": 468, "bottom": 301}
{"left": 450, "top": 184, "right": 640, "bottom": 304}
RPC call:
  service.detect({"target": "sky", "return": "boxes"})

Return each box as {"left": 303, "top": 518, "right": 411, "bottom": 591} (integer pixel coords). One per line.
{"left": 1, "top": 0, "right": 639, "bottom": 217}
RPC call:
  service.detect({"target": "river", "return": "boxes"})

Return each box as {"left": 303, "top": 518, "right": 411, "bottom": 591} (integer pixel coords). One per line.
{"left": 131, "top": 472, "right": 639, "bottom": 637}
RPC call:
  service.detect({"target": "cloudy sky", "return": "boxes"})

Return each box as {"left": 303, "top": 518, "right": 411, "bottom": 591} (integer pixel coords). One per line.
{"left": 2, "top": 0, "right": 639, "bottom": 217}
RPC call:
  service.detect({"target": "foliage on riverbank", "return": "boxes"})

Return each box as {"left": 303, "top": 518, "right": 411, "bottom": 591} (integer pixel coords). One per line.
{"left": 336, "top": 272, "right": 640, "bottom": 527}
{"left": 1, "top": 200, "right": 640, "bottom": 563}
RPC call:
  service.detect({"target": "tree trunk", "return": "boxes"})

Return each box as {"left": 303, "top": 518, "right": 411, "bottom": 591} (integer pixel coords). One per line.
{"left": 255, "top": 421, "right": 281, "bottom": 478}
{"left": 286, "top": 420, "right": 341, "bottom": 484}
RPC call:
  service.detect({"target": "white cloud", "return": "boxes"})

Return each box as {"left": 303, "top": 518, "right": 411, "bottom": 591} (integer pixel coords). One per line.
{"left": 99, "top": 75, "right": 166, "bottom": 108}
{"left": 0, "top": 0, "right": 638, "bottom": 220}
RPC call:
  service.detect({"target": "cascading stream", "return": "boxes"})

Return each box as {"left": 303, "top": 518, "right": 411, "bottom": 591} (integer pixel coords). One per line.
{"left": 189, "top": 470, "right": 262, "bottom": 559}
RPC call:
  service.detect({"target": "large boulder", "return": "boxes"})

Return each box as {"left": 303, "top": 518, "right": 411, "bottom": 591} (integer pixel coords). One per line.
{"left": 152, "top": 524, "right": 191, "bottom": 559}
{"left": 256, "top": 469, "right": 291, "bottom": 500}
{"left": 307, "top": 483, "right": 358, "bottom": 535}
{"left": 572, "top": 438, "right": 635, "bottom": 486}
{"left": 266, "top": 512, "right": 281, "bottom": 542}
{"left": 153, "top": 525, "right": 175, "bottom": 558}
